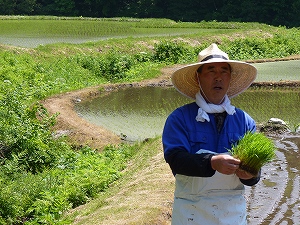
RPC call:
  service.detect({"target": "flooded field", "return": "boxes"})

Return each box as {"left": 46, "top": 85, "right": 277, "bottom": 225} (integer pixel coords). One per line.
{"left": 75, "top": 86, "right": 299, "bottom": 141}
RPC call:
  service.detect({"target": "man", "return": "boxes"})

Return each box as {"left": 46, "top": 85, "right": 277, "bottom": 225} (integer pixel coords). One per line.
{"left": 162, "top": 43, "right": 260, "bottom": 225}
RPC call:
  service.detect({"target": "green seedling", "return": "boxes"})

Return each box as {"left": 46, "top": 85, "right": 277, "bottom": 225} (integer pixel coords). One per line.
{"left": 230, "top": 132, "right": 276, "bottom": 176}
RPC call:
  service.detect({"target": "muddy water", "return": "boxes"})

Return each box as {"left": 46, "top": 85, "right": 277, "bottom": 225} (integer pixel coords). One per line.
{"left": 246, "top": 134, "right": 300, "bottom": 224}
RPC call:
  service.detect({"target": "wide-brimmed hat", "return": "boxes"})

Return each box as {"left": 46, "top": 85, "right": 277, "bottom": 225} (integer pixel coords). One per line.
{"left": 171, "top": 43, "right": 257, "bottom": 99}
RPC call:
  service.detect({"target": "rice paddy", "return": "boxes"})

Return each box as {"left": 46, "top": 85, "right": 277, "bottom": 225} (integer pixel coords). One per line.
{"left": 253, "top": 60, "right": 300, "bottom": 82}
{"left": 232, "top": 86, "right": 300, "bottom": 130}
{"left": 74, "top": 75, "right": 300, "bottom": 225}
{"left": 0, "top": 16, "right": 234, "bottom": 48}
{"left": 74, "top": 81, "right": 300, "bottom": 225}
{"left": 75, "top": 84, "right": 300, "bottom": 141}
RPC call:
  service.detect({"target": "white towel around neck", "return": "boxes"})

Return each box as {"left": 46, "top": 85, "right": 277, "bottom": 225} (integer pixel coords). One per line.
{"left": 195, "top": 91, "right": 236, "bottom": 122}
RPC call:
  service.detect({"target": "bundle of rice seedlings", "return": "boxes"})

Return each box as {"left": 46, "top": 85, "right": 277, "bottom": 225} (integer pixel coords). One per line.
{"left": 229, "top": 132, "right": 276, "bottom": 176}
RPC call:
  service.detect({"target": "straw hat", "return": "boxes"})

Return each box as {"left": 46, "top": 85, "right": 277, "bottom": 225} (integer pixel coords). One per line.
{"left": 171, "top": 43, "right": 257, "bottom": 99}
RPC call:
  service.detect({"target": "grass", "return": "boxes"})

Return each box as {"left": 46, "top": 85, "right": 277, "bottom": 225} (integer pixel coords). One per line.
{"left": 0, "top": 15, "right": 278, "bottom": 48}
{"left": 63, "top": 137, "right": 174, "bottom": 225}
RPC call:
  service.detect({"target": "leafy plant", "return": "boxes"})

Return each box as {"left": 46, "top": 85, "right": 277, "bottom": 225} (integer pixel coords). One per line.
{"left": 230, "top": 132, "right": 276, "bottom": 176}
{"left": 153, "top": 41, "right": 192, "bottom": 64}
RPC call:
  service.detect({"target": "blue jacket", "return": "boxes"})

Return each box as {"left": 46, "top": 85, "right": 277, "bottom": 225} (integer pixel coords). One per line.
{"left": 162, "top": 102, "right": 259, "bottom": 185}
{"left": 163, "top": 102, "right": 256, "bottom": 157}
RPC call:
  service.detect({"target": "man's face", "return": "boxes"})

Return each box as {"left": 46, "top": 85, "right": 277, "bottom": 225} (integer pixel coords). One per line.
{"left": 197, "top": 62, "right": 231, "bottom": 104}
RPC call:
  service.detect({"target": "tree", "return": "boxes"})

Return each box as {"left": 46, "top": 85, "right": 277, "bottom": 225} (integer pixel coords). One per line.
{"left": 35, "top": 0, "right": 76, "bottom": 16}
{"left": 291, "top": 0, "right": 300, "bottom": 27}
{"left": 0, "top": 0, "right": 17, "bottom": 14}
{"left": 1, "top": 0, "right": 300, "bottom": 27}
{"left": 16, "top": 0, "right": 37, "bottom": 15}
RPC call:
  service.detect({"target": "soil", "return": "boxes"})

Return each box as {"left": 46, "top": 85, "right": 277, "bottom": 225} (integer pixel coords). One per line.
{"left": 41, "top": 64, "right": 300, "bottom": 225}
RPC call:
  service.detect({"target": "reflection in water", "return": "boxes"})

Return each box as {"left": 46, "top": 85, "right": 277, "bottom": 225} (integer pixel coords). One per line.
{"left": 75, "top": 86, "right": 299, "bottom": 141}
{"left": 75, "top": 86, "right": 192, "bottom": 141}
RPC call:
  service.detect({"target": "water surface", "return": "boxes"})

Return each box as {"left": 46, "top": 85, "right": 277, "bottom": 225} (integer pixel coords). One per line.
{"left": 253, "top": 60, "right": 300, "bottom": 82}
{"left": 75, "top": 86, "right": 300, "bottom": 141}
{"left": 246, "top": 134, "right": 300, "bottom": 224}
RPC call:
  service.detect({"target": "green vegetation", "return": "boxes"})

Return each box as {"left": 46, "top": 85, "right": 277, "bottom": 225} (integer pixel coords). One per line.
{"left": 0, "top": 17, "right": 299, "bottom": 224}
{"left": 0, "top": 143, "right": 139, "bottom": 224}
{"left": 230, "top": 132, "right": 276, "bottom": 176}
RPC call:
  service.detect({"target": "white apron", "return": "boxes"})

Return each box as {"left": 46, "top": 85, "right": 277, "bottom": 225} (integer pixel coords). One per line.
{"left": 171, "top": 150, "right": 247, "bottom": 225}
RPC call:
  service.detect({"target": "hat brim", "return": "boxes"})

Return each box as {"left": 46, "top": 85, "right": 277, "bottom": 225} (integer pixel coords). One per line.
{"left": 171, "top": 59, "right": 257, "bottom": 99}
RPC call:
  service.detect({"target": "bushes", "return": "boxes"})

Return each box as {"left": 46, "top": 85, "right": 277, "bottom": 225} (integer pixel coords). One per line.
{"left": 0, "top": 87, "right": 138, "bottom": 223}
{"left": 0, "top": 90, "right": 61, "bottom": 174}
{"left": 0, "top": 144, "right": 138, "bottom": 224}
{"left": 223, "top": 29, "right": 300, "bottom": 60}
{"left": 74, "top": 52, "right": 135, "bottom": 82}
{"left": 73, "top": 42, "right": 193, "bottom": 82}
{"left": 153, "top": 40, "right": 194, "bottom": 64}
{"left": 0, "top": 69, "right": 139, "bottom": 223}
{"left": 102, "top": 52, "right": 134, "bottom": 80}
{"left": 74, "top": 40, "right": 195, "bottom": 81}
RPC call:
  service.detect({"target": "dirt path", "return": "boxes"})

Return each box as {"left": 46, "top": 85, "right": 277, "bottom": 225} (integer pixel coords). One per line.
{"left": 43, "top": 87, "right": 120, "bottom": 149}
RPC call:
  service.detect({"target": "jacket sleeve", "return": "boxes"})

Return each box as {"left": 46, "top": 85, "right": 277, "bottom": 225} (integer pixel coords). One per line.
{"left": 166, "top": 148, "right": 216, "bottom": 177}
{"left": 162, "top": 107, "right": 216, "bottom": 177}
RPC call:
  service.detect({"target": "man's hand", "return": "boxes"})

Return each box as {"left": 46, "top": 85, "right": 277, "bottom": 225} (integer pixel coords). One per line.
{"left": 211, "top": 154, "right": 240, "bottom": 175}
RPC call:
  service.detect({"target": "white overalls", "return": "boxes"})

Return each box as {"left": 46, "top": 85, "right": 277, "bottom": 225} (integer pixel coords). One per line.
{"left": 171, "top": 150, "right": 247, "bottom": 225}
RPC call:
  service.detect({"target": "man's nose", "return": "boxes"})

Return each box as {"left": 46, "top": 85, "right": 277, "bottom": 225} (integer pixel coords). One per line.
{"left": 214, "top": 72, "right": 223, "bottom": 81}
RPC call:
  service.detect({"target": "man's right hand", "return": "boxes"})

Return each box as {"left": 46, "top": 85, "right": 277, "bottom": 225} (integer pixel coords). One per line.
{"left": 211, "top": 154, "right": 240, "bottom": 175}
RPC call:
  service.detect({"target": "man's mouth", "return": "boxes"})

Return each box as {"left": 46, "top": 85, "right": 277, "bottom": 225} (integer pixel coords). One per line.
{"left": 214, "top": 86, "right": 223, "bottom": 90}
